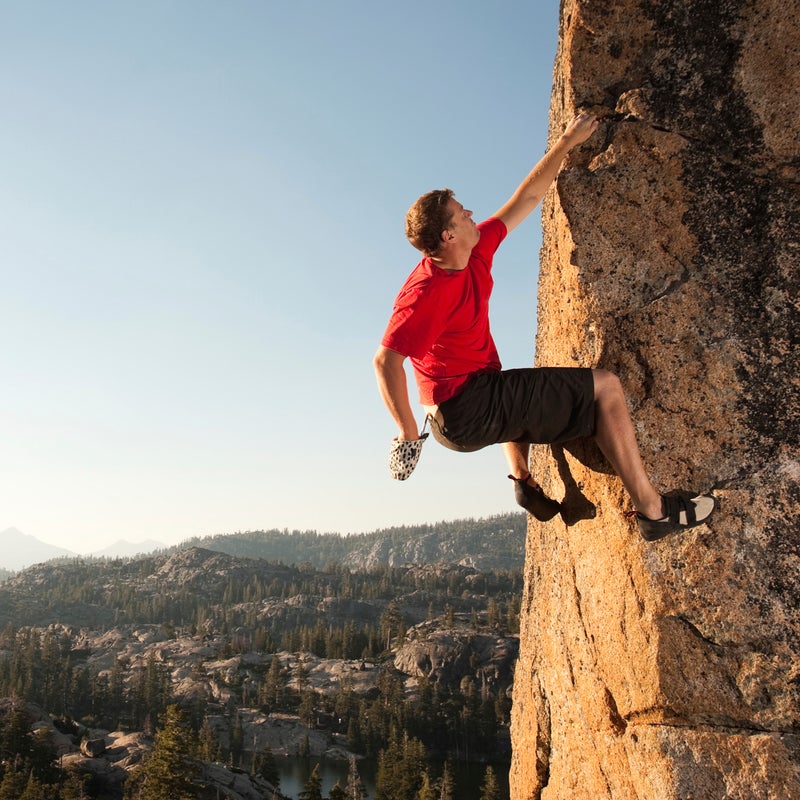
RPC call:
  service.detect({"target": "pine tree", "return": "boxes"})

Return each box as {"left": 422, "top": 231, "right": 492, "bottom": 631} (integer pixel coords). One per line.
{"left": 229, "top": 711, "right": 244, "bottom": 767}
{"left": 375, "top": 731, "right": 427, "bottom": 800}
{"left": 124, "top": 704, "right": 197, "bottom": 800}
{"left": 479, "top": 765, "right": 500, "bottom": 800}
{"left": 29, "top": 728, "right": 59, "bottom": 785}
{"left": 108, "top": 657, "right": 127, "bottom": 728}
{"left": 262, "top": 655, "right": 284, "bottom": 710}
{"left": 0, "top": 707, "right": 58, "bottom": 787}
{"left": 416, "top": 771, "right": 436, "bottom": 800}
{"left": 19, "top": 773, "right": 54, "bottom": 800}
{"left": 346, "top": 716, "right": 362, "bottom": 753}
{"left": 374, "top": 732, "right": 400, "bottom": 800}
{"left": 1, "top": 706, "right": 32, "bottom": 762}
{"left": 345, "top": 754, "right": 366, "bottom": 800}
{"left": 131, "top": 652, "right": 170, "bottom": 730}
{"left": 298, "top": 763, "right": 323, "bottom": 800}
{"left": 486, "top": 597, "right": 501, "bottom": 629}
{"left": 329, "top": 781, "right": 347, "bottom": 800}
{"left": 400, "top": 735, "right": 427, "bottom": 799}
{"left": 379, "top": 602, "right": 403, "bottom": 651}
{"left": 0, "top": 768, "right": 27, "bottom": 800}
{"left": 294, "top": 659, "right": 310, "bottom": 691}
{"left": 254, "top": 745, "right": 280, "bottom": 789}
{"left": 437, "top": 760, "right": 455, "bottom": 800}
{"left": 196, "top": 717, "right": 220, "bottom": 763}
{"left": 61, "top": 768, "right": 92, "bottom": 800}
{"left": 299, "top": 689, "right": 316, "bottom": 727}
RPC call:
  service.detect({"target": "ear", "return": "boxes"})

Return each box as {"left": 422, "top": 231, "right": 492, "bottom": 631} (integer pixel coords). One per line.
{"left": 440, "top": 229, "right": 455, "bottom": 245}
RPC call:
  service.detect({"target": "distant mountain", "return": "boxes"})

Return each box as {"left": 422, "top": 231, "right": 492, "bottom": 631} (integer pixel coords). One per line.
{"left": 0, "top": 529, "right": 166, "bottom": 572}
{"left": 0, "top": 527, "right": 76, "bottom": 571}
{"left": 89, "top": 539, "right": 166, "bottom": 559}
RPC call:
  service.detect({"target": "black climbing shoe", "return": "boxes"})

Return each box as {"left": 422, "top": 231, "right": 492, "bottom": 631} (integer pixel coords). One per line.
{"left": 509, "top": 473, "right": 562, "bottom": 522}
{"left": 634, "top": 492, "right": 717, "bottom": 541}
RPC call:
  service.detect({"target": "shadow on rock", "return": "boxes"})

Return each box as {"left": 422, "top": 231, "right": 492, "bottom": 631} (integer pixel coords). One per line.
{"left": 551, "top": 442, "right": 605, "bottom": 526}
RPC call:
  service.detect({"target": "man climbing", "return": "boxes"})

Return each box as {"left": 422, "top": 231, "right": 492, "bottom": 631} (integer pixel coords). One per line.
{"left": 373, "top": 112, "right": 716, "bottom": 541}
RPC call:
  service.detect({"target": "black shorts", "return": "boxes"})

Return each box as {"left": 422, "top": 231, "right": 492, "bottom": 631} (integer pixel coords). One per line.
{"left": 429, "top": 367, "right": 596, "bottom": 453}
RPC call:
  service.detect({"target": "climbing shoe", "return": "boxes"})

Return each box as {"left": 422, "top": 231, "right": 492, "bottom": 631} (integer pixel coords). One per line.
{"left": 634, "top": 492, "right": 717, "bottom": 541}
{"left": 509, "top": 473, "right": 562, "bottom": 522}
{"left": 388, "top": 433, "right": 429, "bottom": 481}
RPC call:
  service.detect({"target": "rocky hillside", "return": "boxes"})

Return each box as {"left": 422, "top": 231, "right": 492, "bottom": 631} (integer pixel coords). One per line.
{"left": 0, "top": 544, "right": 520, "bottom": 798}
{"left": 0, "top": 544, "right": 521, "bottom": 630}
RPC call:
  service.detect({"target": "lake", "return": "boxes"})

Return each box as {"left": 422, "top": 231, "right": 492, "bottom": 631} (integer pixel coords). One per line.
{"left": 273, "top": 756, "right": 510, "bottom": 799}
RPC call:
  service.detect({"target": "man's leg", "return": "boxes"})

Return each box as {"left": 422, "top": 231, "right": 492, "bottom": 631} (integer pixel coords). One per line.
{"left": 501, "top": 441, "right": 531, "bottom": 481}
{"left": 501, "top": 441, "right": 562, "bottom": 521}
{"left": 593, "top": 368, "right": 717, "bottom": 537}
{"left": 592, "top": 370, "right": 664, "bottom": 519}
{"left": 498, "top": 368, "right": 714, "bottom": 535}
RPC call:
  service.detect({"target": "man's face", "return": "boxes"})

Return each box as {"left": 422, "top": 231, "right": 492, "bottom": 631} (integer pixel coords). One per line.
{"left": 444, "top": 198, "right": 480, "bottom": 248}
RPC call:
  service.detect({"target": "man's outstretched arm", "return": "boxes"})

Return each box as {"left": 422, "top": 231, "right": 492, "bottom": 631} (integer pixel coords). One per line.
{"left": 373, "top": 345, "right": 421, "bottom": 440}
{"left": 494, "top": 111, "right": 598, "bottom": 233}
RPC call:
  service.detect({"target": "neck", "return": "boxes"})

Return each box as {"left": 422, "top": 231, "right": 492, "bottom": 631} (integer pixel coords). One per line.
{"left": 430, "top": 244, "right": 471, "bottom": 272}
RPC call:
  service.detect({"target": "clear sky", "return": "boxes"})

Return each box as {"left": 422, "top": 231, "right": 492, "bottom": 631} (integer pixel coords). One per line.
{"left": 1, "top": 1, "right": 562, "bottom": 554}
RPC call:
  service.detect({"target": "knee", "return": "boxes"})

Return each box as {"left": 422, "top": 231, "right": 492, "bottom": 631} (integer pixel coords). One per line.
{"left": 592, "top": 369, "right": 623, "bottom": 402}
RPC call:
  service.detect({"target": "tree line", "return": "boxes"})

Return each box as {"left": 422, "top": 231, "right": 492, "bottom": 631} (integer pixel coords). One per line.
{"left": 178, "top": 512, "right": 526, "bottom": 572}
{"left": 127, "top": 704, "right": 504, "bottom": 800}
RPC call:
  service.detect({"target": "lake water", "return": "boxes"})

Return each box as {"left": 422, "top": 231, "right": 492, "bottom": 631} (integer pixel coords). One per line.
{"left": 274, "top": 756, "right": 510, "bottom": 800}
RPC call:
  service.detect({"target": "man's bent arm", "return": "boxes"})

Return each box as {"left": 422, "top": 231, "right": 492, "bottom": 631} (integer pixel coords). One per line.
{"left": 373, "top": 345, "right": 421, "bottom": 440}
{"left": 494, "top": 111, "right": 598, "bottom": 233}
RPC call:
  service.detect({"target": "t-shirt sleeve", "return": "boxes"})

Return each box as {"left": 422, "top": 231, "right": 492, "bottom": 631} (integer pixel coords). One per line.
{"left": 473, "top": 217, "right": 507, "bottom": 268}
{"left": 381, "top": 278, "right": 449, "bottom": 359}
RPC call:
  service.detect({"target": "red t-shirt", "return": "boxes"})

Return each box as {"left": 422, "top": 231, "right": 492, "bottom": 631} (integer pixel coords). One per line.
{"left": 381, "top": 217, "right": 507, "bottom": 405}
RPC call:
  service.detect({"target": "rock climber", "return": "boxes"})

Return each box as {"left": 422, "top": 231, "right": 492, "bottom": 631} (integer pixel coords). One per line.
{"left": 373, "top": 111, "right": 716, "bottom": 540}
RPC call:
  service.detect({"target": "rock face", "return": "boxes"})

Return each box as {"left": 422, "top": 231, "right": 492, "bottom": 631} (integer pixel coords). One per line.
{"left": 510, "top": 2, "right": 800, "bottom": 799}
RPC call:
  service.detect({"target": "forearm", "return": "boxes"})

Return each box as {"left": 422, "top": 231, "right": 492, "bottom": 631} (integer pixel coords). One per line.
{"left": 506, "top": 135, "right": 574, "bottom": 216}
{"left": 373, "top": 346, "right": 420, "bottom": 440}
{"left": 496, "top": 111, "right": 598, "bottom": 232}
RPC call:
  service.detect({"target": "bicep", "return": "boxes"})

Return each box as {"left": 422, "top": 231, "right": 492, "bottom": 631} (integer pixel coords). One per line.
{"left": 493, "top": 193, "right": 542, "bottom": 234}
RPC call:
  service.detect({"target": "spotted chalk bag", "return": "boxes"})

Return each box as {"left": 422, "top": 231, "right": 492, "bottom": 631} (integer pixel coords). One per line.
{"left": 388, "top": 433, "right": 429, "bottom": 480}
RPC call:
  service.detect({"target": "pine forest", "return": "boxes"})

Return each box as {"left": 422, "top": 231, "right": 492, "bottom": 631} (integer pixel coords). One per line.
{"left": 0, "top": 514, "right": 524, "bottom": 799}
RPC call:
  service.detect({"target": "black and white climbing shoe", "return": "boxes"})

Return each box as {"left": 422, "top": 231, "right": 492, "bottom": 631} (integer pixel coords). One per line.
{"left": 389, "top": 434, "right": 429, "bottom": 481}
{"left": 634, "top": 492, "right": 717, "bottom": 541}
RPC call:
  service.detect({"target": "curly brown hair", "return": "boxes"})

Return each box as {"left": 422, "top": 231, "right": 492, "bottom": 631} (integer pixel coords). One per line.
{"left": 404, "top": 188, "right": 455, "bottom": 256}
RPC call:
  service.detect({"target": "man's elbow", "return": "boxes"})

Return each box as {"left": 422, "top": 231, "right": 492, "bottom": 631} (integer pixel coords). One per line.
{"left": 373, "top": 345, "right": 402, "bottom": 374}
{"left": 373, "top": 346, "right": 387, "bottom": 374}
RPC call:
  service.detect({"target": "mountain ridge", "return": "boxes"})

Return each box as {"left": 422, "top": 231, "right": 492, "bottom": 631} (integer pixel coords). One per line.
{"left": 178, "top": 512, "right": 526, "bottom": 572}
{"left": 0, "top": 527, "right": 169, "bottom": 571}
{"left": 0, "top": 512, "right": 526, "bottom": 574}
{"left": 0, "top": 526, "right": 76, "bottom": 570}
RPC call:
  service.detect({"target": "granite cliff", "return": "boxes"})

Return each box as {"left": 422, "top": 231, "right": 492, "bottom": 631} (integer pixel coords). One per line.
{"left": 510, "top": 1, "right": 799, "bottom": 799}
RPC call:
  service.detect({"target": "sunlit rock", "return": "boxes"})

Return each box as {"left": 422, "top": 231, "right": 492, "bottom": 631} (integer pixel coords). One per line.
{"left": 510, "top": 1, "right": 800, "bottom": 798}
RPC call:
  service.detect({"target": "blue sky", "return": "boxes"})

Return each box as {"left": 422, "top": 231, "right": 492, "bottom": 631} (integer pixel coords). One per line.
{"left": 1, "top": 1, "right": 561, "bottom": 553}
